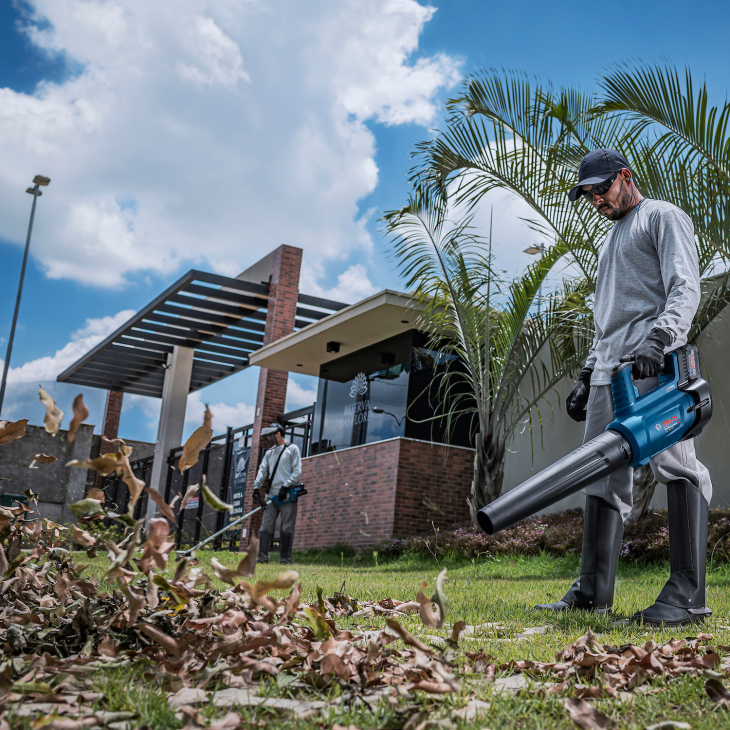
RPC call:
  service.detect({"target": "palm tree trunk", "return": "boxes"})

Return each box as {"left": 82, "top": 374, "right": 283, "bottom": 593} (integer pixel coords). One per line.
{"left": 626, "top": 464, "right": 657, "bottom": 524}
{"left": 468, "top": 431, "right": 505, "bottom": 524}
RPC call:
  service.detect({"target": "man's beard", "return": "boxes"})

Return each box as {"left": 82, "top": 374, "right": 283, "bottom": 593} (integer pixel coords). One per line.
{"left": 598, "top": 185, "right": 634, "bottom": 220}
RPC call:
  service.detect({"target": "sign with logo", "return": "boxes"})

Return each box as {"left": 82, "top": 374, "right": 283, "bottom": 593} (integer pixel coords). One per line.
{"left": 184, "top": 496, "right": 199, "bottom": 510}
{"left": 226, "top": 445, "right": 250, "bottom": 532}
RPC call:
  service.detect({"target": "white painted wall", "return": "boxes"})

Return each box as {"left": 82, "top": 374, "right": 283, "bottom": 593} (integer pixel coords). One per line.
{"left": 502, "top": 311, "right": 730, "bottom": 510}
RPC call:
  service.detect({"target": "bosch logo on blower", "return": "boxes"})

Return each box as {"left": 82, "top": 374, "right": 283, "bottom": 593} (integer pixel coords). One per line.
{"left": 662, "top": 414, "right": 679, "bottom": 432}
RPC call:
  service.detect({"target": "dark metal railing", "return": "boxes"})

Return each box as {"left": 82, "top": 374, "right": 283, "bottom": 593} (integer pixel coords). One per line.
{"left": 102, "top": 405, "right": 314, "bottom": 552}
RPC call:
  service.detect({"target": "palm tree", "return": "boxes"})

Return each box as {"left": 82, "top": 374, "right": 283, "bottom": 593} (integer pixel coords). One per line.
{"left": 383, "top": 193, "right": 592, "bottom": 520}
{"left": 409, "top": 63, "right": 730, "bottom": 518}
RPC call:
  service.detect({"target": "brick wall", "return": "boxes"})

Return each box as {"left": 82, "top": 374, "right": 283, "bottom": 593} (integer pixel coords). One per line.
{"left": 296, "top": 439, "right": 400, "bottom": 549}
{"left": 392, "top": 438, "right": 474, "bottom": 537}
{"left": 244, "top": 245, "right": 302, "bottom": 544}
{"left": 294, "top": 437, "right": 474, "bottom": 549}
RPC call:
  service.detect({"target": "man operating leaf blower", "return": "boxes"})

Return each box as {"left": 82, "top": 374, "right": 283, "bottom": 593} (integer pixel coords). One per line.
{"left": 526, "top": 149, "right": 712, "bottom": 626}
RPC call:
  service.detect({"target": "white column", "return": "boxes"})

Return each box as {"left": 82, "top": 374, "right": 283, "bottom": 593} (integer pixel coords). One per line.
{"left": 146, "top": 345, "right": 194, "bottom": 521}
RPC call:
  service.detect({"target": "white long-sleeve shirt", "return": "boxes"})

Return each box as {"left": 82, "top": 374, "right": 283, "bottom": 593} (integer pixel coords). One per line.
{"left": 585, "top": 200, "right": 701, "bottom": 384}
{"left": 253, "top": 442, "right": 302, "bottom": 496}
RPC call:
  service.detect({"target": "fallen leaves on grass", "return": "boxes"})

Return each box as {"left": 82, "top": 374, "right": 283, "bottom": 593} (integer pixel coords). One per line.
{"left": 3, "top": 492, "right": 730, "bottom": 728}
{"left": 499, "top": 628, "right": 724, "bottom": 695}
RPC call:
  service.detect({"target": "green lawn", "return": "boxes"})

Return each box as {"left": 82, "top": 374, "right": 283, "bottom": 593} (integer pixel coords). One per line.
{"left": 12, "top": 549, "right": 730, "bottom": 729}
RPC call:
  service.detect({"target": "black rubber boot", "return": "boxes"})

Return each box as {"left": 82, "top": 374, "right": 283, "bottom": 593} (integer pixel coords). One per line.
{"left": 632, "top": 480, "right": 712, "bottom": 627}
{"left": 257, "top": 531, "right": 273, "bottom": 564}
{"left": 536, "top": 496, "right": 623, "bottom": 612}
{"left": 280, "top": 532, "right": 294, "bottom": 565}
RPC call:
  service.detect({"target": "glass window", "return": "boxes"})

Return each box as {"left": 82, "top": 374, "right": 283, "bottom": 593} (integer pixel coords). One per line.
{"left": 313, "top": 361, "right": 409, "bottom": 452}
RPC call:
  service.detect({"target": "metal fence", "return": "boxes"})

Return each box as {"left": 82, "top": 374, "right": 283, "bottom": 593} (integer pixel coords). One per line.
{"left": 103, "top": 406, "right": 314, "bottom": 551}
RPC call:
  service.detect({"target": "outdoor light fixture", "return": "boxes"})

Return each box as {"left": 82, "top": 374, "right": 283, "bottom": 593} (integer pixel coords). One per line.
{"left": 326, "top": 341, "right": 340, "bottom": 353}
{"left": 380, "top": 352, "right": 395, "bottom": 366}
{"left": 523, "top": 244, "right": 546, "bottom": 315}
{"left": 372, "top": 406, "right": 404, "bottom": 426}
{"left": 0, "top": 175, "right": 51, "bottom": 415}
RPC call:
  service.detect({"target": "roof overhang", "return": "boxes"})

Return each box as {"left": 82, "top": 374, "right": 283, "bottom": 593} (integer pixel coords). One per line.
{"left": 249, "top": 290, "right": 423, "bottom": 376}
{"left": 57, "top": 266, "right": 347, "bottom": 398}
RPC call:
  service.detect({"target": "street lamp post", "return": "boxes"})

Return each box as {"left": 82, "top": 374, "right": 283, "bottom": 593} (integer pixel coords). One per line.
{"left": 0, "top": 175, "right": 51, "bottom": 416}
{"left": 523, "top": 243, "right": 545, "bottom": 316}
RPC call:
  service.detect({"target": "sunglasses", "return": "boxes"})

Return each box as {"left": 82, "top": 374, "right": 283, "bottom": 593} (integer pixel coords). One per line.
{"left": 581, "top": 174, "right": 617, "bottom": 200}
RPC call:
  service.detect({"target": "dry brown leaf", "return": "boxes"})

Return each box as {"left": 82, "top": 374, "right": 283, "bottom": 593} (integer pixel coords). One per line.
{"left": 146, "top": 570, "right": 160, "bottom": 609}
{"left": 416, "top": 580, "right": 440, "bottom": 629}
{"left": 705, "top": 678, "right": 730, "bottom": 707}
{"left": 564, "top": 698, "right": 615, "bottom": 729}
{"left": 102, "top": 436, "right": 133, "bottom": 457}
{"left": 32, "top": 453, "right": 57, "bottom": 464}
{"left": 97, "top": 635, "right": 119, "bottom": 657}
{"left": 283, "top": 582, "right": 302, "bottom": 620}
{"left": 236, "top": 536, "right": 258, "bottom": 579}
{"left": 449, "top": 620, "right": 467, "bottom": 645}
{"left": 179, "top": 405, "right": 213, "bottom": 472}
{"left": 386, "top": 618, "right": 432, "bottom": 653}
{"left": 0, "top": 418, "right": 28, "bottom": 445}
{"left": 411, "top": 680, "right": 453, "bottom": 694}
{"left": 247, "top": 570, "right": 299, "bottom": 600}
{"left": 206, "top": 552, "right": 250, "bottom": 587}
{"left": 67, "top": 393, "right": 89, "bottom": 443}
{"left": 145, "top": 487, "right": 177, "bottom": 521}
{"left": 66, "top": 455, "right": 120, "bottom": 476}
{"left": 70, "top": 525, "right": 96, "bottom": 548}
{"left": 138, "top": 622, "right": 181, "bottom": 655}
{"left": 38, "top": 386, "right": 64, "bottom": 436}
{"left": 209, "top": 714, "right": 242, "bottom": 730}
{"left": 119, "top": 450, "right": 145, "bottom": 507}
{"left": 87, "top": 487, "right": 105, "bottom": 502}
{"left": 180, "top": 482, "right": 200, "bottom": 511}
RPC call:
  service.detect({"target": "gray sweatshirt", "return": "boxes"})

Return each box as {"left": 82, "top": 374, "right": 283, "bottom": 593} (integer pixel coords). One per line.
{"left": 253, "top": 442, "right": 302, "bottom": 496}
{"left": 585, "top": 199, "right": 700, "bottom": 385}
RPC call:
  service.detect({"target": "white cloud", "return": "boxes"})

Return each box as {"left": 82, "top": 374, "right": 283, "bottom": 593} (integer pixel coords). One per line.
{"left": 0, "top": 0, "right": 460, "bottom": 289}
{"left": 299, "top": 262, "right": 380, "bottom": 304}
{"left": 285, "top": 377, "right": 317, "bottom": 411}
{"left": 3, "top": 309, "right": 135, "bottom": 383}
{"left": 184, "top": 391, "right": 255, "bottom": 432}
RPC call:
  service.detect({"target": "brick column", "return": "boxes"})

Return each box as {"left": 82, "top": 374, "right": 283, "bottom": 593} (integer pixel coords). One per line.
{"left": 243, "top": 245, "right": 302, "bottom": 547}
{"left": 100, "top": 389, "right": 124, "bottom": 453}
{"left": 94, "top": 389, "right": 124, "bottom": 490}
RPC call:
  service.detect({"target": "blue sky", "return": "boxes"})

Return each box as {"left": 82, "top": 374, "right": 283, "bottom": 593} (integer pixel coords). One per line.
{"left": 1, "top": 0, "right": 728, "bottom": 445}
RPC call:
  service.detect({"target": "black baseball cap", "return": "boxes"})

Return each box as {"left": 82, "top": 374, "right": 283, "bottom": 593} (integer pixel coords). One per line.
{"left": 568, "top": 148, "right": 632, "bottom": 201}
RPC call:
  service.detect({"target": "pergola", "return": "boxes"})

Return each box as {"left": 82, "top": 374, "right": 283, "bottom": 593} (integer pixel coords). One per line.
{"left": 57, "top": 270, "right": 345, "bottom": 397}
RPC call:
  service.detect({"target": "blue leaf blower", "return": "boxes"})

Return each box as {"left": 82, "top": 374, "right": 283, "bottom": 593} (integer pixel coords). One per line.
{"left": 478, "top": 343, "right": 712, "bottom": 535}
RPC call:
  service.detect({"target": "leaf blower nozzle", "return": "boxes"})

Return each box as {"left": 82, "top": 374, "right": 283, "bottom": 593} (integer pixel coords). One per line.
{"left": 477, "top": 344, "right": 712, "bottom": 536}
{"left": 477, "top": 430, "right": 632, "bottom": 534}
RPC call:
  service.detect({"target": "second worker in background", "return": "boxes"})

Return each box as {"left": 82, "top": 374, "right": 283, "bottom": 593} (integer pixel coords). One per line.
{"left": 253, "top": 422, "right": 302, "bottom": 565}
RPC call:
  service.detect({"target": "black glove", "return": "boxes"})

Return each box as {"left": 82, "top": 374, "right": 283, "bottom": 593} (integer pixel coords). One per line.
{"left": 566, "top": 368, "right": 592, "bottom": 422}
{"left": 253, "top": 488, "right": 266, "bottom": 509}
{"left": 620, "top": 328, "right": 671, "bottom": 379}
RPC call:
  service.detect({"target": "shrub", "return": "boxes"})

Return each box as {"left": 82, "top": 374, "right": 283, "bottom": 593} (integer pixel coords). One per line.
{"left": 379, "top": 508, "right": 730, "bottom": 564}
